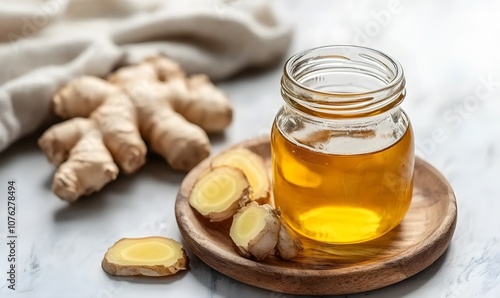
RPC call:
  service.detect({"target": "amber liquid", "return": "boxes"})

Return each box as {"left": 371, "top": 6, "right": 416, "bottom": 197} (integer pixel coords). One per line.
{"left": 271, "top": 125, "right": 415, "bottom": 244}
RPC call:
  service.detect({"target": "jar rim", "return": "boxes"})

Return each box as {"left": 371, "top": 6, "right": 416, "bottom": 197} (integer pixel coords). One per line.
{"left": 282, "top": 45, "right": 406, "bottom": 117}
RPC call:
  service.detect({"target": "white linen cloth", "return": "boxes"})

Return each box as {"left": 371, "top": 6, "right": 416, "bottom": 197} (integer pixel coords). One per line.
{"left": 0, "top": 0, "right": 291, "bottom": 152}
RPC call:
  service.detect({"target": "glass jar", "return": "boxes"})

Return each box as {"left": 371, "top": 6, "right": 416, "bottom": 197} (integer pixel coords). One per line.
{"left": 271, "top": 45, "right": 414, "bottom": 244}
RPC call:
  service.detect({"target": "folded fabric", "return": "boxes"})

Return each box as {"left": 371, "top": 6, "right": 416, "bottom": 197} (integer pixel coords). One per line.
{"left": 0, "top": 0, "right": 292, "bottom": 153}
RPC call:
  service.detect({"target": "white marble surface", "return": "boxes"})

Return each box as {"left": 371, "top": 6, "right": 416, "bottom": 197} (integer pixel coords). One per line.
{"left": 1, "top": 0, "right": 500, "bottom": 297}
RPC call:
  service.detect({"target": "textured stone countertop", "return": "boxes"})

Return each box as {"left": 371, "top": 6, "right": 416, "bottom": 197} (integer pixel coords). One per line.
{"left": 1, "top": 0, "right": 499, "bottom": 297}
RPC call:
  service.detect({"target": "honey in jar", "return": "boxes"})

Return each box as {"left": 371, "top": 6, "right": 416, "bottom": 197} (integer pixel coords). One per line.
{"left": 272, "top": 45, "right": 415, "bottom": 244}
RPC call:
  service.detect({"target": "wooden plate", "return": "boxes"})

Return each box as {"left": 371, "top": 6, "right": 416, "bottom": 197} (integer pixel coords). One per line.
{"left": 175, "top": 136, "right": 457, "bottom": 295}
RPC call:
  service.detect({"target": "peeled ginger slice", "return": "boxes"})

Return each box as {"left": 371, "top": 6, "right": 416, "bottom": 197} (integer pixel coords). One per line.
{"left": 102, "top": 236, "right": 189, "bottom": 277}
{"left": 230, "top": 202, "right": 280, "bottom": 260}
{"left": 189, "top": 166, "right": 250, "bottom": 222}
{"left": 211, "top": 148, "right": 270, "bottom": 203}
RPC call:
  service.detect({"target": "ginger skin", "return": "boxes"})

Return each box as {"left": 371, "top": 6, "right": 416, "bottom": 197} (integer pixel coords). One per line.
{"left": 230, "top": 202, "right": 280, "bottom": 260}
{"left": 39, "top": 57, "right": 232, "bottom": 202}
{"left": 229, "top": 202, "right": 303, "bottom": 261}
{"left": 275, "top": 215, "right": 303, "bottom": 260}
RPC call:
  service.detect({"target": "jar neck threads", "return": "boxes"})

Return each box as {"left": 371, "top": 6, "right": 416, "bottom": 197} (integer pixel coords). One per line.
{"left": 281, "top": 45, "right": 406, "bottom": 118}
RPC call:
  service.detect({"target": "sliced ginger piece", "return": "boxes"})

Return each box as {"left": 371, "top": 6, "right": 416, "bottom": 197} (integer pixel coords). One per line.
{"left": 102, "top": 236, "right": 188, "bottom": 277}
{"left": 189, "top": 166, "right": 250, "bottom": 222}
{"left": 211, "top": 148, "right": 270, "bottom": 203}
{"left": 276, "top": 220, "right": 303, "bottom": 260}
{"left": 230, "top": 202, "right": 280, "bottom": 260}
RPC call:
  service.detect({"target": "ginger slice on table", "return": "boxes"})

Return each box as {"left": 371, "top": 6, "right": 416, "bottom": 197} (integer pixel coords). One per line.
{"left": 102, "top": 236, "right": 189, "bottom": 277}
{"left": 211, "top": 148, "right": 270, "bottom": 203}
{"left": 189, "top": 166, "right": 250, "bottom": 222}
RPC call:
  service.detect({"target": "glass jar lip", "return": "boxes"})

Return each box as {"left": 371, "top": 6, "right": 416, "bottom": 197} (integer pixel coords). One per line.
{"left": 284, "top": 45, "right": 404, "bottom": 97}
{"left": 281, "top": 45, "right": 406, "bottom": 117}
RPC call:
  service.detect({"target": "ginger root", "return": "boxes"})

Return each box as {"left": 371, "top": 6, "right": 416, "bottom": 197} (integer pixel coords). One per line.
{"left": 211, "top": 148, "right": 270, "bottom": 203}
{"left": 230, "top": 202, "right": 280, "bottom": 260}
{"left": 189, "top": 166, "right": 250, "bottom": 222}
{"left": 229, "top": 202, "right": 303, "bottom": 261}
{"left": 102, "top": 236, "right": 188, "bottom": 277}
{"left": 276, "top": 218, "right": 303, "bottom": 260}
{"left": 39, "top": 56, "right": 232, "bottom": 202}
